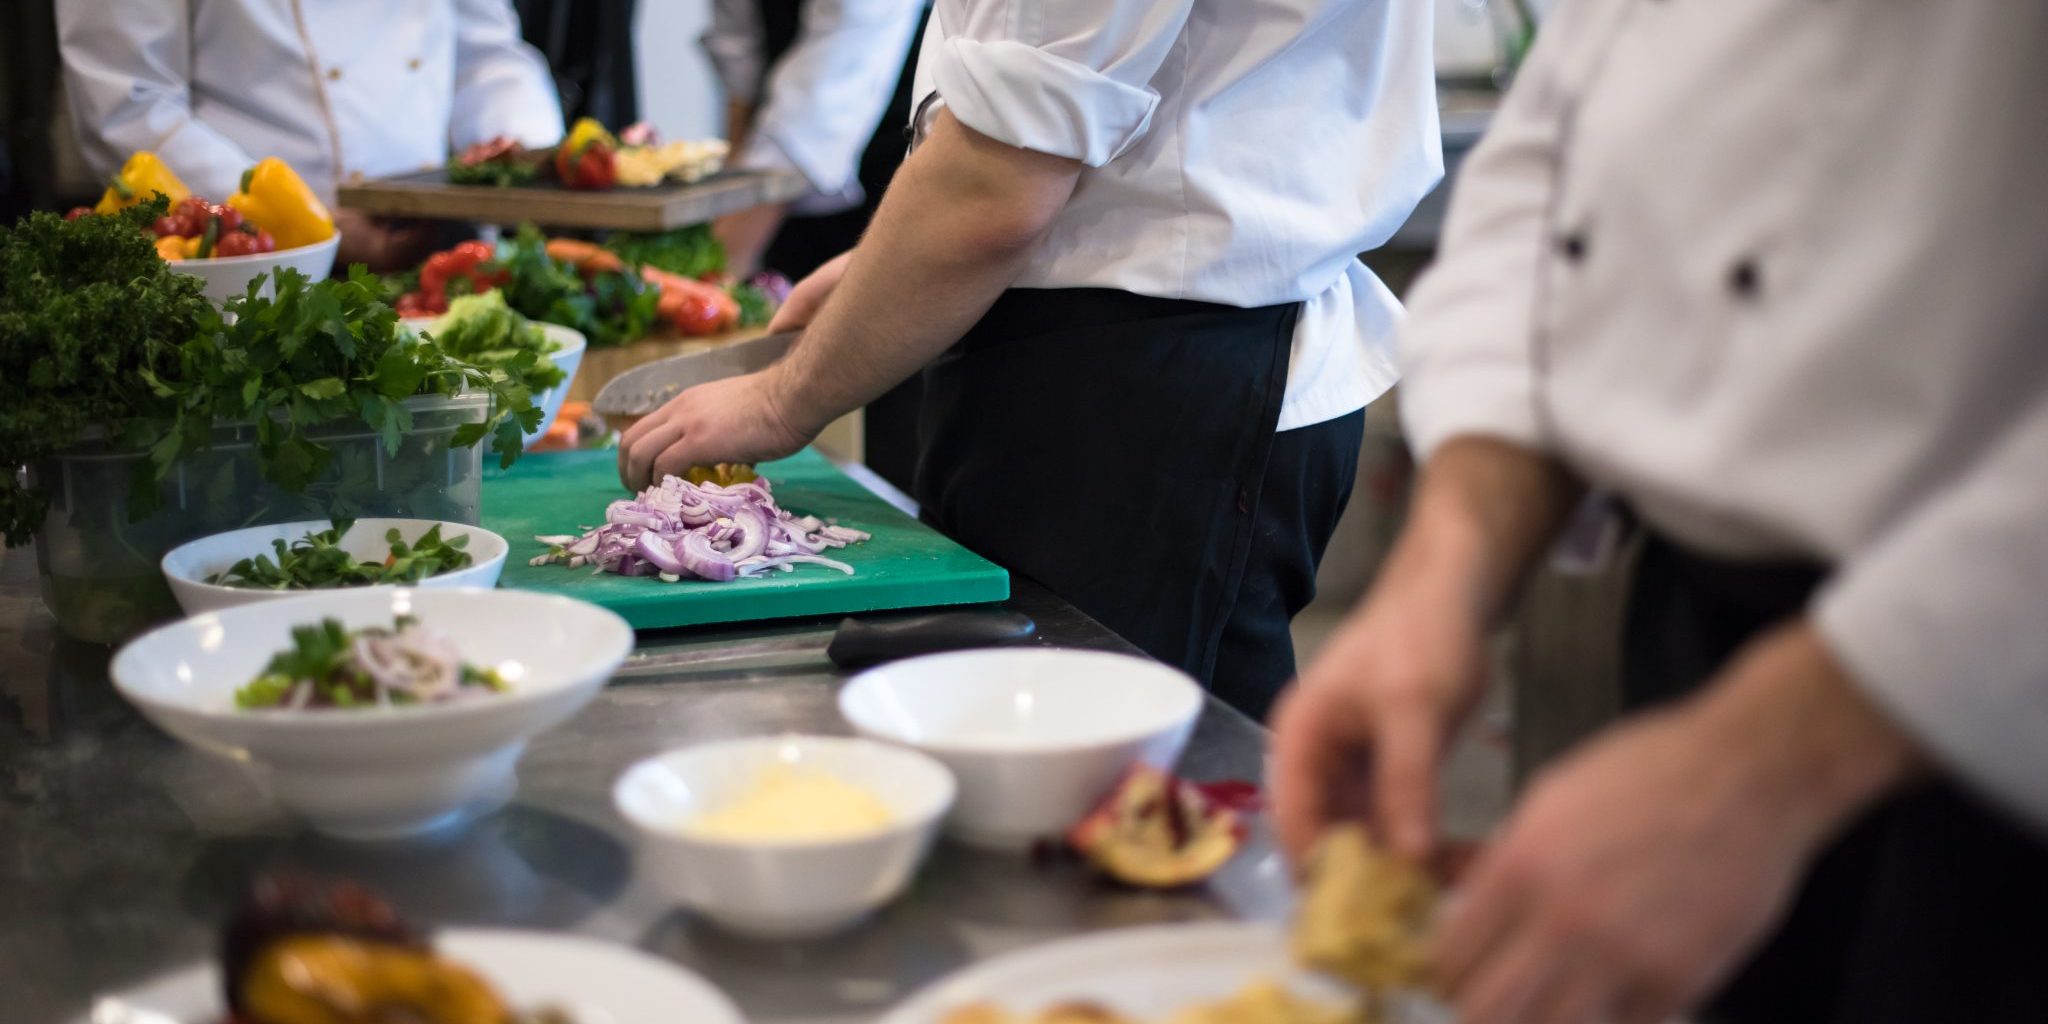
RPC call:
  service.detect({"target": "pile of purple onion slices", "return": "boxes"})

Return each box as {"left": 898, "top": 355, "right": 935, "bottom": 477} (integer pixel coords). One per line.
{"left": 529, "top": 474, "right": 871, "bottom": 582}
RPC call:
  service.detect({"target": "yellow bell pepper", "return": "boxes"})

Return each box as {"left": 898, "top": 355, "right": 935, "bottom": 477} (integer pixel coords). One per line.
{"left": 227, "top": 158, "right": 334, "bottom": 250}
{"left": 93, "top": 152, "right": 190, "bottom": 215}
{"left": 154, "top": 235, "right": 188, "bottom": 262}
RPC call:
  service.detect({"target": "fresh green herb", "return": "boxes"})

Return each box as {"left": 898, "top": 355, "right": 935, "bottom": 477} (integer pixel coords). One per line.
{"left": 447, "top": 158, "right": 541, "bottom": 188}
{"left": 495, "top": 225, "right": 661, "bottom": 349}
{"left": 210, "top": 518, "right": 475, "bottom": 590}
{"left": 423, "top": 290, "right": 567, "bottom": 398}
{"left": 729, "top": 281, "right": 774, "bottom": 329}
{"left": 128, "top": 266, "right": 542, "bottom": 520}
{"left": 236, "top": 615, "right": 508, "bottom": 710}
{"left": 0, "top": 198, "right": 207, "bottom": 542}
{"left": 605, "top": 224, "right": 726, "bottom": 280}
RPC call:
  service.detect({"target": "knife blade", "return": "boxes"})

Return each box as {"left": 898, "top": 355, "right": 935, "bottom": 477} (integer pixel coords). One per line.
{"left": 592, "top": 329, "right": 801, "bottom": 418}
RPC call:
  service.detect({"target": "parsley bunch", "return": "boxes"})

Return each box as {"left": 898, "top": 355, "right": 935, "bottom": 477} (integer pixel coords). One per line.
{"left": 604, "top": 224, "right": 726, "bottom": 280}
{"left": 132, "top": 266, "right": 542, "bottom": 518}
{"left": 0, "top": 200, "right": 204, "bottom": 542}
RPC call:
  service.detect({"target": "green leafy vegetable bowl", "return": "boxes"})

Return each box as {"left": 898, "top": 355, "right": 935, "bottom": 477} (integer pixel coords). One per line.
{"left": 161, "top": 518, "right": 509, "bottom": 615}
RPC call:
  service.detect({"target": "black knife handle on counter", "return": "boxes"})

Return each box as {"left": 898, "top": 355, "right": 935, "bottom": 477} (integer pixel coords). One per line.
{"left": 825, "top": 610, "right": 1038, "bottom": 669}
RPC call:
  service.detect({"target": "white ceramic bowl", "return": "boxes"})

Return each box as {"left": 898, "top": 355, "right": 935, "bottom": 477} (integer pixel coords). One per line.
{"left": 171, "top": 231, "right": 341, "bottom": 304}
{"left": 111, "top": 587, "right": 631, "bottom": 840}
{"left": 404, "top": 318, "right": 587, "bottom": 450}
{"left": 161, "top": 518, "right": 510, "bottom": 616}
{"left": 838, "top": 649, "right": 1204, "bottom": 849}
{"left": 525, "top": 323, "right": 587, "bottom": 449}
{"left": 615, "top": 735, "right": 956, "bottom": 938}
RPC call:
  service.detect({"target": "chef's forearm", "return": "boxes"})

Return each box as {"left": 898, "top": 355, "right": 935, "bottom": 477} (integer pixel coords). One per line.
{"left": 766, "top": 110, "right": 1082, "bottom": 436}
{"left": 1386, "top": 437, "right": 1582, "bottom": 627}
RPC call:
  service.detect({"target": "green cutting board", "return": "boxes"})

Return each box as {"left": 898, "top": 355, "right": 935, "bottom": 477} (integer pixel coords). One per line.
{"left": 482, "top": 449, "right": 1008, "bottom": 630}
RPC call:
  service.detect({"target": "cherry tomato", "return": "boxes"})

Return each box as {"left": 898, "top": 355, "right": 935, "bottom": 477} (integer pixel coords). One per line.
{"left": 210, "top": 203, "right": 243, "bottom": 233}
{"left": 213, "top": 230, "right": 264, "bottom": 258}
{"left": 172, "top": 196, "right": 211, "bottom": 236}
{"left": 252, "top": 229, "right": 277, "bottom": 253}
{"left": 150, "top": 216, "right": 181, "bottom": 236}
{"left": 64, "top": 207, "right": 95, "bottom": 221}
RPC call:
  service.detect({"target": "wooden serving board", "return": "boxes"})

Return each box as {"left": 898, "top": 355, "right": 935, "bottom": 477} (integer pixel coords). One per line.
{"left": 338, "top": 168, "right": 809, "bottom": 231}
{"left": 481, "top": 449, "right": 1009, "bottom": 631}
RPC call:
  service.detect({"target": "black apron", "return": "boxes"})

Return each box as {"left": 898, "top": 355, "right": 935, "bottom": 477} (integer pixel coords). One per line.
{"left": 1623, "top": 531, "right": 2048, "bottom": 1024}
{"left": 915, "top": 288, "right": 1363, "bottom": 720}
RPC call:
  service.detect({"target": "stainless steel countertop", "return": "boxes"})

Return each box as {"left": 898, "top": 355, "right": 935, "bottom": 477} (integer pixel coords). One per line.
{"left": 0, "top": 553, "right": 1288, "bottom": 1024}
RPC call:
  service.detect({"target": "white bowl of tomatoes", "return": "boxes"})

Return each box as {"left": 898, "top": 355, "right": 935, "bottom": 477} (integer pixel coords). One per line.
{"left": 151, "top": 196, "right": 339, "bottom": 303}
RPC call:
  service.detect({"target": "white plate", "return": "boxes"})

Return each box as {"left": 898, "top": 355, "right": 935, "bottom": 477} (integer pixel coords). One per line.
{"left": 881, "top": 922, "right": 1448, "bottom": 1024}
{"left": 81, "top": 928, "right": 745, "bottom": 1024}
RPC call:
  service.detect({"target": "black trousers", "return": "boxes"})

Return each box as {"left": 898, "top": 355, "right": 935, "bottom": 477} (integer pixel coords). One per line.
{"left": 914, "top": 288, "right": 1362, "bottom": 722}
{"left": 1623, "top": 532, "right": 2048, "bottom": 1024}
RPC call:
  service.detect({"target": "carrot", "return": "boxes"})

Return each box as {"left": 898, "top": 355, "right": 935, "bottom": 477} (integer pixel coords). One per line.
{"left": 544, "top": 238, "right": 624, "bottom": 277}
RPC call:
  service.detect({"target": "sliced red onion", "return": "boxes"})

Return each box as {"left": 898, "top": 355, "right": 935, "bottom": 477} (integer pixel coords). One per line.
{"left": 679, "top": 530, "right": 736, "bottom": 582}
{"left": 634, "top": 532, "right": 687, "bottom": 576}
{"left": 532, "top": 472, "right": 867, "bottom": 584}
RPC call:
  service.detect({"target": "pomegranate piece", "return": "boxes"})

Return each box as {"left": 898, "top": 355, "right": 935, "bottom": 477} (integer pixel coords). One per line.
{"left": 1067, "top": 766, "right": 1250, "bottom": 889}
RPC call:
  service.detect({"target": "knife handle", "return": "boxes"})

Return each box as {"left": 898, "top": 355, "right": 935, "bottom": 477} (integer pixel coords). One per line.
{"left": 826, "top": 610, "right": 1037, "bottom": 669}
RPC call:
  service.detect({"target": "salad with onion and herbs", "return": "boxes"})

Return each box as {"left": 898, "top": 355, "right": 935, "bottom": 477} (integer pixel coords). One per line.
{"left": 236, "top": 617, "right": 507, "bottom": 711}
{"left": 210, "top": 519, "right": 474, "bottom": 590}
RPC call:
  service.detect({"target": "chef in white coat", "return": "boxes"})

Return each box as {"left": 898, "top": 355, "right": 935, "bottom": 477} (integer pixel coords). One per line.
{"left": 1273, "top": 5, "right": 2048, "bottom": 1024}
{"left": 702, "top": 0, "right": 928, "bottom": 277}
{"left": 619, "top": 0, "right": 1440, "bottom": 720}
{"left": 57, "top": 0, "right": 563, "bottom": 270}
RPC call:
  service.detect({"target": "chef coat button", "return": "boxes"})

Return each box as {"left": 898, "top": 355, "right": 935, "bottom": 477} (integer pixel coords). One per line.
{"left": 409, "top": 58, "right": 423, "bottom": 71}
{"left": 326, "top": 66, "right": 342, "bottom": 81}
{"left": 1729, "top": 258, "right": 1763, "bottom": 299}
{"left": 1556, "top": 231, "right": 1588, "bottom": 262}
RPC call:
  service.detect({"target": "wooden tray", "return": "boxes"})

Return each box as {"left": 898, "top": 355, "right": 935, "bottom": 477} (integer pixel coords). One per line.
{"left": 337, "top": 167, "right": 809, "bottom": 231}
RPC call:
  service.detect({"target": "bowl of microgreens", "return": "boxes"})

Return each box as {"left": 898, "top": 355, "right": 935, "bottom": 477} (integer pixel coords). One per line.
{"left": 161, "top": 517, "right": 510, "bottom": 615}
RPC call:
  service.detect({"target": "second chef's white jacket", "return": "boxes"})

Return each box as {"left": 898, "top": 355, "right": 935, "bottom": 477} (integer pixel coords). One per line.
{"left": 703, "top": 0, "right": 928, "bottom": 215}
{"left": 909, "top": 0, "right": 1443, "bottom": 431}
{"left": 58, "top": 0, "right": 564, "bottom": 203}
{"left": 1399, "top": 2, "right": 2048, "bottom": 826}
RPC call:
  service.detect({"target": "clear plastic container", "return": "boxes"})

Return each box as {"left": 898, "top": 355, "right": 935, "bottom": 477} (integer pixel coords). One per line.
{"left": 29, "top": 392, "right": 490, "bottom": 645}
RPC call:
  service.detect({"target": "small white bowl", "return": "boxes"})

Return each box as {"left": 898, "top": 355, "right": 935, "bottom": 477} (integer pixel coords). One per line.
{"left": 111, "top": 586, "right": 631, "bottom": 840}
{"left": 615, "top": 735, "right": 956, "bottom": 939}
{"left": 525, "top": 323, "right": 587, "bottom": 449}
{"left": 161, "top": 518, "right": 509, "bottom": 616}
{"left": 172, "top": 231, "right": 341, "bottom": 304}
{"left": 838, "top": 649, "right": 1204, "bottom": 849}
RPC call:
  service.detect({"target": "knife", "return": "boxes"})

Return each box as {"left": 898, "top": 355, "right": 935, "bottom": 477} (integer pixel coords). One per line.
{"left": 613, "top": 610, "right": 1038, "bottom": 678}
{"left": 592, "top": 329, "right": 801, "bottom": 419}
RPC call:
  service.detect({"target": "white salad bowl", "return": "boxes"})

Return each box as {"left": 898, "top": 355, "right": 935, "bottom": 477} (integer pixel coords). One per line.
{"left": 111, "top": 586, "right": 631, "bottom": 840}
{"left": 171, "top": 231, "right": 341, "bottom": 304}
{"left": 838, "top": 649, "right": 1204, "bottom": 849}
{"left": 525, "top": 323, "right": 587, "bottom": 449}
{"left": 161, "top": 518, "right": 510, "bottom": 616}
{"left": 615, "top": 735, "right": 956, "bottom": 939}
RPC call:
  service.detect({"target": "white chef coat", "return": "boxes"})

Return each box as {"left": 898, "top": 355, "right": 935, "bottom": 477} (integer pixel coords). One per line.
{"left": 703, "top": 0, "right": 927, "bottom": 215}
{"left": 58, "top": 0, "right": 564, "bottom": 204}
{"left": 908, "top": 0, "right": 1442, "bottom": 431}
{"left": 1399, "top": 2, "right": 2048, "bottom": 825}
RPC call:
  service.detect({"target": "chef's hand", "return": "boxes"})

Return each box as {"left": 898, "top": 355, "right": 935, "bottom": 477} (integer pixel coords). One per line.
{"left": 617, "top": 367, "right": 816, "bottom": 491}
{"left": 1272, "top": 438, "right": 1582, "bottom": 865}
{"left": 333, "top": 208, "right": 436, "bottom": 274}
{"left": 767, "top": 249, "right": 852, "bottom": 333}
{"left": 1271, "top": 564, "right": 1489, "bottom": 864}
{"left": 1432, "top": 623, "right": 1921, "bottom": 1024}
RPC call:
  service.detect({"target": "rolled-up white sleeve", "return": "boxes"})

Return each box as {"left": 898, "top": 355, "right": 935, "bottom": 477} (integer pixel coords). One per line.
{"left": 923, "top": 0, "right": 1191, "bottom": 166}
{"left": 1814, "top": 387, "right": 2048, "bottom": 828}
{"left": 1397, "top": 3, "right": 1615, "bottom": 461}
{"left": 55, "top": 0, "right": 255, "bottom": 197}
{"left": 739, "top": 0, "right": 926, "bottom": 197}
{"left": 449, "top": 0, "right": 565, "bottom": 150}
